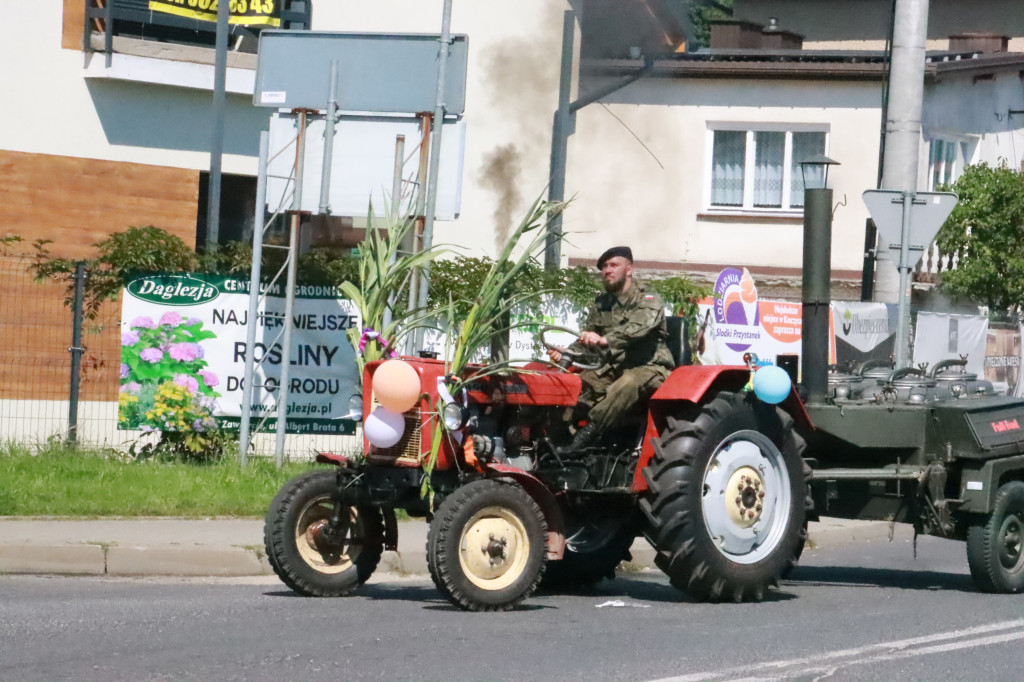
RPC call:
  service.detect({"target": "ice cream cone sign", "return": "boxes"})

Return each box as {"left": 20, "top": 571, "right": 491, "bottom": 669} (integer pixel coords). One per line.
{"left": 740, "top": 267, "right": 759, "bottom": 326}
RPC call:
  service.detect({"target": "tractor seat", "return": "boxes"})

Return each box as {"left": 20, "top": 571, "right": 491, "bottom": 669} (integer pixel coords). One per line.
{"left": 665, "top": 316, "right": 692, "bottom": 368}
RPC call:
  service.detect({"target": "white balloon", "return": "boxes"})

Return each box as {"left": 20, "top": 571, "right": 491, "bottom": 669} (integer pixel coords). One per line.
{"left": 364, "top": 406, "right": 406, "bottom": 448}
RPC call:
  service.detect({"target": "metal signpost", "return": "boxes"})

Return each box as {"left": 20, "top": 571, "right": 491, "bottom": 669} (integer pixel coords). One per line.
{"left": 418, "top": 0, "right": 455, "bottom": 318}
{"left": 244, "top": 29, "right": 469, "bottom": 462}
{"left": 863, "top": 189, "right": 958, "bottom": 368}
{"left": 238, "top": 131, "right": 270, "bottom": 466}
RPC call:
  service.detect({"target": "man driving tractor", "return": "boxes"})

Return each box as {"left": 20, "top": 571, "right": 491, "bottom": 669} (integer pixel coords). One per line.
{"left": 548, "top": 246, "right": 675, "bottom": 455}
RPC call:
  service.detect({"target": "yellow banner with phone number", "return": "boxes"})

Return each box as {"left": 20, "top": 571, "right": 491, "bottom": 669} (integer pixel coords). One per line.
{"left": 149, "top": 0, "right": 281, "bottom": 27}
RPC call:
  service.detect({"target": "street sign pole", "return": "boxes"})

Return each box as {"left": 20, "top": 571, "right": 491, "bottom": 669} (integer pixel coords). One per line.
{"left": 895, "top": 192, "right": 914, "bottom": 367}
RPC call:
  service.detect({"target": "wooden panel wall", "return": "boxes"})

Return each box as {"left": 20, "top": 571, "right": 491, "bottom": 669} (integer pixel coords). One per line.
{"left": 0, "top": 151, "right": 200, "bottom": 403}
{"left": 63, "top": 0, "right": 86, "bottom": 51}
{"left": 0, "top": 150, "right": 200, "bottom": 260}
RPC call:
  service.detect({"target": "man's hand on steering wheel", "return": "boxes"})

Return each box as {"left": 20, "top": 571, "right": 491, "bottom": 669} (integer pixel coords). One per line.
{"left": 540, "top": 326, "right": 605, "bottom": 371}
{"left": 577, "top": 330, "right": 608, "bottom": 348}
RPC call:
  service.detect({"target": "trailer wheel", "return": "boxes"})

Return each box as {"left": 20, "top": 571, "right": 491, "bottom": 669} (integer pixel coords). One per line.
{"left": 967, "top": 481, "right": 1024, "bottom": 593}
{"left": 264, "top": 470, "right": 384, "bottom": 597}
{"left": 640, "top": 391, "right": 807, "bottom": 602}
{"left": 427, "top": 478, "right": 547, "bottom": 611}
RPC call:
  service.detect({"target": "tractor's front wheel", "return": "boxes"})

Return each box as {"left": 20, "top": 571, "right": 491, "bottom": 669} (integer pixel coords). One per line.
{"left": 264, "top": 470, "right": 384, "bottom": 597}
{"left": 967, "top": 480, "right": 1024, "bottom": 593}
{"left": 640, "top": 391, "right": 807, "bottom": 602}
{"left": 427, "top": 478, "right": 547, "bottom": 611}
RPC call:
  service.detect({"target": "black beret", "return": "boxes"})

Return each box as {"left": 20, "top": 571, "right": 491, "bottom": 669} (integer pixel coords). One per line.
{"left": 597, "top": 246, "right": 633, "bottom": 269}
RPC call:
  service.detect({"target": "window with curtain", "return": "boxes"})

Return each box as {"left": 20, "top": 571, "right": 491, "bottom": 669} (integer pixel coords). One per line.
{"left": 710, "top": 131, "right": 746, "bottom": 207}
{"left": 708, "top": 127, "right": 827, "bottom": 212}
{"left": 929, "top": 139, "right": 962, "bottom": 189}
{"left": 789, "top": 132, "right": 826, "bottom": 207}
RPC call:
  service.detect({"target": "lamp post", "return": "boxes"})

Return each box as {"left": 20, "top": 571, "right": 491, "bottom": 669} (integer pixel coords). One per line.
{"left": 799, "top": 154, "right": 840, "bottom": 404}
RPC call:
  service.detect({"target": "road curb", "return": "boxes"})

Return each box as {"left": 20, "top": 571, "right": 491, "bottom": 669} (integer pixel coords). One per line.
{"left": 0, "top": 545, "right": 106, "bottom": 575}
{"left": 0, "top": 517, "right": 889, "bottom": 578}
{"left": 106, "top": 546, "right": 267, "bottom": 577}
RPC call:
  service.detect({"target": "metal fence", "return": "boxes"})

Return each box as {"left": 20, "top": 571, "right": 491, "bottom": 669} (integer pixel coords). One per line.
{"left": 0, "top": 256, "right": 357, "bottom": 460}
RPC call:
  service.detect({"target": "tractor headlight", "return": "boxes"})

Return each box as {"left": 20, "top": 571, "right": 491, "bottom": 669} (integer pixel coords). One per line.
{"left": 442, "top": 402, "right": 469, "bottom": 430}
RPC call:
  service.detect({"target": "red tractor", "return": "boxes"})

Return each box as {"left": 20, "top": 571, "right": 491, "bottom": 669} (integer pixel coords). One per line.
{"left": 264, "top": 322, "right": 811, "bottom": 611}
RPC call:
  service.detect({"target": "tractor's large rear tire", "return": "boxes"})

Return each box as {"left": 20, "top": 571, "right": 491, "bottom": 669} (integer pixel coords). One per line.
{"left": 541, "top": 504, "right": 638, "bottom": 591}
{"left": 967, "top": 481, "right": 1024, "bottom": 593}
{"left": 640, "top": 391, "right": 807, "bottom": 602}
{"left": 427, "top": 478, "right": 547, "bottom": 611}
{"left": 264, "top": 470, "right": 384, "bottom": 597}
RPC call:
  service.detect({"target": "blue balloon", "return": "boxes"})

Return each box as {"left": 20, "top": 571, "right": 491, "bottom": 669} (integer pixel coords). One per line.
{"left": 752, "top": 365, "right": 792, "bottom": 404}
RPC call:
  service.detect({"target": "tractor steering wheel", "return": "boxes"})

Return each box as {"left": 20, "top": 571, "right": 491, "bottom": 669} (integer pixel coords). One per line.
{"left": 539, "top": 325, "right": 604, "bottom": 371}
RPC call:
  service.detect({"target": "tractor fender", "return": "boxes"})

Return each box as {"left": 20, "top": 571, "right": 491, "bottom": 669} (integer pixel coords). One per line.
{"left": 486, "top": 463, "right": 567, "bottom": 560}
{"left": 315, "top": 451, "right": 352, "bottom": 467}
{"left": 650, "top": 365, "right": 750, "bottom": 402}
{"left": 632, "top": 365, "right": 813, "bottom": 493}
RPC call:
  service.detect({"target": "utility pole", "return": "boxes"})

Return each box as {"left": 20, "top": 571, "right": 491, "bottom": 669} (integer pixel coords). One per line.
{"left": 545, "top": 11, "right": 575, "bottom": 271}
{"left": 873, "top": 0, "right": 930, "bottom": 304}
{"left": 416, "top": 0, "right": 454, "bottom": 313}
{"left": 206, "top": 0, "right": 229, "bottom": 249}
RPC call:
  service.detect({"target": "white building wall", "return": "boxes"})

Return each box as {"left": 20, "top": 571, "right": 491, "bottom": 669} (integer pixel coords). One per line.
{"left": 924, "top": 70, "right": 1024, "bottom": 171}
{"left": 0, "top": 1, "right": 263, "bottom": 175}
{"left": 568, "top": 77, "right": 882, "bottom": 273}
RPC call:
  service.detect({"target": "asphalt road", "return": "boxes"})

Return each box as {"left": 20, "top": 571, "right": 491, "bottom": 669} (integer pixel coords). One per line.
{"left": 2, "top": 533, "right": 1023, "bottom": 682}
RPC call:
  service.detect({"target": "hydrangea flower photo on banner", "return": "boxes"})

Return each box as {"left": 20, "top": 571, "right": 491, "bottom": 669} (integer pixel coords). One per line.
{"left": 119, "top": 311, "right": 220, "bottom": 433}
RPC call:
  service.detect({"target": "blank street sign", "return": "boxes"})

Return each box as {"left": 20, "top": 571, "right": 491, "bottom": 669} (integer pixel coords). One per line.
{"left": 254, "top": 31, "right": 469, "bottom": 114}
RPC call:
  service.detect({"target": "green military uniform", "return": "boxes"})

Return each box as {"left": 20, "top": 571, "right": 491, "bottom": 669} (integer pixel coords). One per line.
{"left": 571, "top": 280, "right": 675, "bottom": 431}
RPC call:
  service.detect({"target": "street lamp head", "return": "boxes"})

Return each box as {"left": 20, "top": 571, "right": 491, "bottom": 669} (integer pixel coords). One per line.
{"left": 799, "top": 154, "right": 841, "bottom": 191}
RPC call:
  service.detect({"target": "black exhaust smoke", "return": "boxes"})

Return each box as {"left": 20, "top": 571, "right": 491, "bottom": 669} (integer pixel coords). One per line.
{"left": 801, "top": 188, "right": 833, "bottom": 403}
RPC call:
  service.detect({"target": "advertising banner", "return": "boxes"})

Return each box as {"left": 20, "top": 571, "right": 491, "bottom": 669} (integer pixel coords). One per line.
{"left": 912, "top": 312, "right": 988, "bottom": 377}
{"left": 119, "top": 274, "right": 360, "bottom": 435}
{"left": 832, "top": 301, "right": 898, "bottom": 369}
{"left": 986, "top": 327, "right": 1022, "bottom": 396}
{"left": 149, "top": 0, "right": 282, "bottom": 27}
{"left": 695, "top": 268, "right": 808, "bottom": 369}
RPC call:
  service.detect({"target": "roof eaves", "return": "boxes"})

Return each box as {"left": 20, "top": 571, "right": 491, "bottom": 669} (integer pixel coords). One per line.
{"left": 583, "top": 57, "right": 886, "bottom": 81}
{"left": 929, "top": 52, "right": 1024, "bottom": 76}
{"left": 583, "top": 49, "right": 1024, "bottom": 82}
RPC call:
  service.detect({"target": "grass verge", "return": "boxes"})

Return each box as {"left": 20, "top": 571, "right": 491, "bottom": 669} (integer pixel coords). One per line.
{"left": 0, "top": 442, "right": 322, "bottom": 517}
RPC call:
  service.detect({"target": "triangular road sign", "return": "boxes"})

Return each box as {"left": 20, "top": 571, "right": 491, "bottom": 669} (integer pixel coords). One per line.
{"left": 863, "top": 190, "right": 958, "bottom": 267}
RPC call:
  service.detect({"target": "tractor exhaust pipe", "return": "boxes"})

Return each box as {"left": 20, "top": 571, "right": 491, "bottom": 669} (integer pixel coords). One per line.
{"left": 801, "top": 187, "right": 833, "bottom": 404}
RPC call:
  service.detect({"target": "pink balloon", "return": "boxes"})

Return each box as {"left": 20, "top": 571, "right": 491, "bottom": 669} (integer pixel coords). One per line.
{"left": 373, "top": 360, "right": 421, "bottom": 413}
{"left": 364, "top": 407, "right": 405, "bottom": 449}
